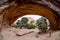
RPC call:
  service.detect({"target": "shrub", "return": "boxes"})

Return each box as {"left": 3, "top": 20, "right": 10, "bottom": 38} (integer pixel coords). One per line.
{"left": 36, "top": 19, "right": 47, "bottom": 32}
{"left": 26, "top": 23, "right": 36, "bottom": 29}
{"left": 12, "top": 24, "right": 19, "bottom": 28}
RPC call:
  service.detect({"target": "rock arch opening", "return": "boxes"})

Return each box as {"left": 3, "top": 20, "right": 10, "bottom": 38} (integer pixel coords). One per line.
{"left": 12, "top": 15, "right": 50, "bottom": 32}
{"left": 12, "top": 15, "right": 50, "bottom": 30}
{"left": 1, "top": 3, "right": 58, "bottom": 30}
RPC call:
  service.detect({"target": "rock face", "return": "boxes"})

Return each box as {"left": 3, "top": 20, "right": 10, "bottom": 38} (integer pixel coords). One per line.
{"left": 0, "top": 0, "right": 60, "bottom": 30}
{"left": 0, "top": 0, "right": 7, "bottom": 5}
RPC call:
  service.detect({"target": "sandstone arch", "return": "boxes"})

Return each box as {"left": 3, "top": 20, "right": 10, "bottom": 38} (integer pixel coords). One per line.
{"left": 1, "top": 3, "right": 58, "bottom": 30}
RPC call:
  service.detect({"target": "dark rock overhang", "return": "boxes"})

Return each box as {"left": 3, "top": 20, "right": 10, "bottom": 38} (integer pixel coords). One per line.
{"left": 0, "top": 0, "right": 60, "bottom": 14}
{"left": 0, "top": 0, "right": 60, "bottom": 30}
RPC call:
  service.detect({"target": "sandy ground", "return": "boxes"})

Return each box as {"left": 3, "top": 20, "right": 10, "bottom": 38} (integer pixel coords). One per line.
{"left": 0, "top": 28, "right": 60, "bottom": 40}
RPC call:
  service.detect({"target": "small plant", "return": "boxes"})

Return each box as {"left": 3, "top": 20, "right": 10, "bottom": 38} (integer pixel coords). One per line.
{"left": 12, "top": 17, "right": 28, "bottom": 28}
{"left": 26, "top": 23, "right": 36, "bottom": 29}
{"left": 12, "top": 24, "right": 19, "bottom": 28}
{"left": 36, "top": 18, "right": 48, "bottom": 32}
{"left": 20, "top": 17, "right": 28, "bottom": 28}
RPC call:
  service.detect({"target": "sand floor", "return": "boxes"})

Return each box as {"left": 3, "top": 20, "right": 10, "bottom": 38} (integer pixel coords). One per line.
{"left": 0, "top": 28, "right": 60, "bottom": 40}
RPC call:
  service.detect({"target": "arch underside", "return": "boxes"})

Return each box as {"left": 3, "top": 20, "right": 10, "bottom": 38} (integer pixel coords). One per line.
{"left": 2, "top": 4, "right": 59, "bottom": 30}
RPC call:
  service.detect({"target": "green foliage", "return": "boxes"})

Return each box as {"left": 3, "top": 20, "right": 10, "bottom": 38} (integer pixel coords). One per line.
{"left": 19, "top": 17, "right": 28, "bottom": 28}
{"left": 12, "top": 24, "right": 19, "bottom": 28}
{"left": 12, "top": 20, "right": 21, "bottom": 28}
{"left": 21, "top": 17, "right": 28, "bottom": 24}
{"left": 16, "top": 20, "right": 21, "bottom": 26}
{"left": 12, "top": 17, "right": 28, "bottom": 28}
{"left": 26, "top": 23, "right": 36, "bottom": 29}
{"left": 36, "top": 19, "right": 47, "bottom": 32}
